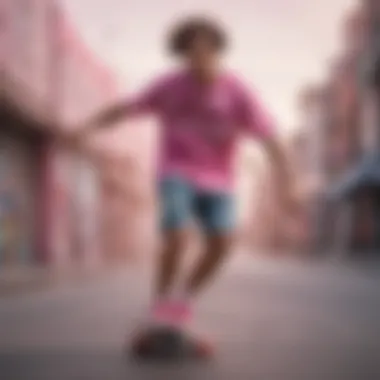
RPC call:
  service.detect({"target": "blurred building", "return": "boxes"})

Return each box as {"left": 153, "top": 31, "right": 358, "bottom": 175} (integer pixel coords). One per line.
{"left": 1, "top": 0, "right": 145, "bottom": 270}
{"left": 291, "top": 85, "right": 329, "bottom": 253}
{"left": 292, "top": 1, "right": 380, "bottom": 257}
{"left": 2, "top": 0, "right": 60, "bottom": 268}
{"left": 248, "top": 1, "right": 380, "bottom": 257}
{"left": 246, "top": 136, "right": 304, "bottom": 254}
{"left": 331, "top": 1, "right": 380, "bottom": 255}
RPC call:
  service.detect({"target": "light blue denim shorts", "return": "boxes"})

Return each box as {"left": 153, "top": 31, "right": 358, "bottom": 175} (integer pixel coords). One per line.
{"left": 159, "top": 176, "right": 235, "bottom": 234}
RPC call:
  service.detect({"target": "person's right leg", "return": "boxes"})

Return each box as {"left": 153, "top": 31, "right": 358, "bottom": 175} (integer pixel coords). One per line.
{"left": 151, "top": 176, "right": 194, "bottom": 324}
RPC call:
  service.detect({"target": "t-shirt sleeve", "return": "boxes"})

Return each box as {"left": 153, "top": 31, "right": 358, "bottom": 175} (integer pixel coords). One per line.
{"left": 124, "top": 76, "right": 167, "bottom": 115}
{"left": 234, "top": 81, "right": 276, "bottom": 139}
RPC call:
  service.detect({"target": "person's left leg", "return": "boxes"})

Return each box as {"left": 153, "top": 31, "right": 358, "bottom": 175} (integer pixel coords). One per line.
{"left": 185, "top": 232, "right": 232, "bottom": 296}
{"left": 184, "top": 191, "right": 235, "bottom": 297}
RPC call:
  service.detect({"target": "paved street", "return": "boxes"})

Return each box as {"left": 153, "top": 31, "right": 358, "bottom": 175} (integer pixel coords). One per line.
{"left": 1, "top": 255, "right": 380, "bottom": 380}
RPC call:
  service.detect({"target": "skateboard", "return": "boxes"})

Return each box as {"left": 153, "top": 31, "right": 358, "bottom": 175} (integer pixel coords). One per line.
{"left": 129, "top": 325, "right": 214, "bottom": 361}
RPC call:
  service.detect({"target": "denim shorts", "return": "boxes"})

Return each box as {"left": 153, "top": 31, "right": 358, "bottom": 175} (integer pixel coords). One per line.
{"left": 159, "top": 176, "right": 235, "bottom": 234}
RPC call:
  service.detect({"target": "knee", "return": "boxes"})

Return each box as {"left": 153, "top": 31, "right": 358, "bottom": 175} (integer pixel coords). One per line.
{"left": 162, "top": 228, "right": 191, "bottom": 254}
{"left": 205, "top": 233, "right": 233, "bottom": 258}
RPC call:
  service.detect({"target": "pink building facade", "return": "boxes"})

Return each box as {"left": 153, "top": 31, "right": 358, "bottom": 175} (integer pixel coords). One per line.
{"left": 1, "top": 0, "right": 125, "bottom": 268}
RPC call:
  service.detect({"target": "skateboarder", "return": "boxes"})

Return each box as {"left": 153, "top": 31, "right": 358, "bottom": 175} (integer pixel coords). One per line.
{"left": 63, "top": 16, "right": 299, "bottom": 353}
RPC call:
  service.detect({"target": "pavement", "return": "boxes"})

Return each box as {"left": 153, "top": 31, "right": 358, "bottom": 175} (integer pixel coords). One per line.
{"left": 0, "top": 264, "right": 120, "bottom": 298}
{"left": 0, "top": 254, "right": 380, "bottom": 380}
{"left": 0, "top": 266, "right": 52, "bottom": 297}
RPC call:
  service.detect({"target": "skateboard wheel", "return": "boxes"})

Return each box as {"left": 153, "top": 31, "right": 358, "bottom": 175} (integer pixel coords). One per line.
{"left": 130, "top": 327, "right": 183, "bottom": 359}
{"left": 130, "top": 332, "right": 152, "bottom": 358}
{"left": 191, "top": 338, "right": 214, "bottom": 359}
{"left": 129, "top": 327, "right": 214, "bottom": 361}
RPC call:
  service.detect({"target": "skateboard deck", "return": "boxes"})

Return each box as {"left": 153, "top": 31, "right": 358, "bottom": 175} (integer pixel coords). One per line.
{"left": 129, "top": 325, "right": 214, "bottom": 361}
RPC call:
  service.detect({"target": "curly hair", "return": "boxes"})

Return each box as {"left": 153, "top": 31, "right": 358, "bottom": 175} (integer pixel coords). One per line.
{"left": 167, "top": 16, "right": 228, "bottom": 55}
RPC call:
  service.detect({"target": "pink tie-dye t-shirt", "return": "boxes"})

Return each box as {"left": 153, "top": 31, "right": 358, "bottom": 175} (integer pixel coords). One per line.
{"left": 127, "top": 70, "right": 275, "bottom": 191}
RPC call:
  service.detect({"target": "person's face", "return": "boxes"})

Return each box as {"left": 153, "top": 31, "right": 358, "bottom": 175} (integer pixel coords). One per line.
{"left": 185, "top": 34, "right": 220, "bottom": 74}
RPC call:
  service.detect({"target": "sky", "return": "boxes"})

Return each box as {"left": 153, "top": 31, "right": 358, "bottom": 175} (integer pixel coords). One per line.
{"left": 62, "top": 0, "right": 356, "bottom": 132}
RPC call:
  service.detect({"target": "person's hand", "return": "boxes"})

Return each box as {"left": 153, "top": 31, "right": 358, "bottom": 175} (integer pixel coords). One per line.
{"left": 56, "top": 127, "right": 87, "bottom": 151}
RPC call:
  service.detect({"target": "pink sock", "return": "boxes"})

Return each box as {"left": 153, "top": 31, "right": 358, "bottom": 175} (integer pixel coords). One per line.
{"left": 151, "top": 299, "right": 191, "bottom": 327}
{"left": 171, "top": 300, "right": 192, "bottom": 324}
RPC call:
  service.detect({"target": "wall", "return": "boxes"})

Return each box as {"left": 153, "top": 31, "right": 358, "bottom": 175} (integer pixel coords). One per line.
{"left": 0, "top": 133, "right": 40, "bottom": 266}
{"left": 2, "top": 0, "right": 59, "bottom": 267}
{"left": 291, "top": 3, "right": 380, "bottom": 255}
{"left": 2, "top": 0, "right": 55, "bottom": 125}
{"left": 70, "top": 157, "right": 100, "bottom": 268}
{"left": 40, "top": 10, "right": 117, "bottom": 268}
{"left": 2, "top": 0, "right": 119, "bottom": 267}
{"left": 41, "top": 144, "right": 72, "bottom": 267}
{"left": 2, "top": 0, "right": 153, "bottom": 267}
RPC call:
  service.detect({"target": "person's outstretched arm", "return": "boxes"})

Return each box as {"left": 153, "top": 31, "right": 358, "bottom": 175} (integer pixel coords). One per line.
{"left": 261, "top": 134, "right": 298, "bottom": 211}
{"left": 235, "top": 81, "right": 299, "bottom": 211}
{"left": 76, "top": 101, "right": 136, "bottom": 132}
{"left": 61, "top": 76, "right": 166, "bottom": 144}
